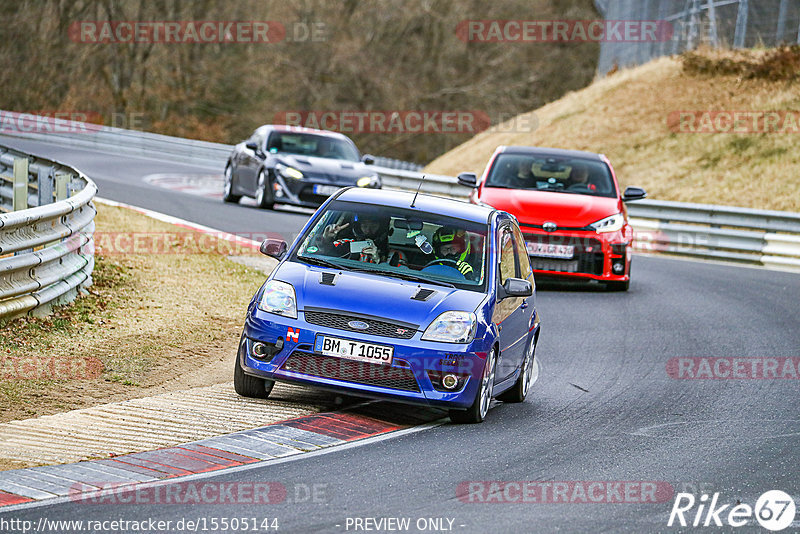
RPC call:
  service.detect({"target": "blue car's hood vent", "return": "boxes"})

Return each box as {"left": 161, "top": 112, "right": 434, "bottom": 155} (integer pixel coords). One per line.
{"left": 411, "top": 287, "right": 436, "bottom": 301}
{"left": 319, "top": 272, "right": 338, "bottom": 286}
{"left": 278, "top": 262, "right": 485, "bottom": 327}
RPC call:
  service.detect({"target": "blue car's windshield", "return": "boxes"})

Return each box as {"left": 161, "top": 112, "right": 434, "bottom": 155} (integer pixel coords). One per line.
{"left": 294, "top": 200, "right": 488, "bottom": 292}
{"left": 266, "top": 132, "right": 360, "bottom": 162}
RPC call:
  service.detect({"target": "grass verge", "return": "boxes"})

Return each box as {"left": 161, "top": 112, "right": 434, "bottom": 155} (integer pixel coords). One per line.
{"left": 0, "top": 203, "right": 269, "bottom": 426}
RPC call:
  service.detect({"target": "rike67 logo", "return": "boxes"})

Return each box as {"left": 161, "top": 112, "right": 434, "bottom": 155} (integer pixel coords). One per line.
{"left": 668, "top": 490, "right": 796, "bottom": 531}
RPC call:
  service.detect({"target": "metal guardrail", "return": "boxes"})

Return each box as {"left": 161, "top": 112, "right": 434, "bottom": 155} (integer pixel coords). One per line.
{"left": 628, "top": 200, "right": 800, "bottom": 271}
{"left": 2, "top": 110, "right": 798, "bottom": 272}
{"left": 379, "top": 171, "right": 800, "bottom": 271}
{"left": 0, "top": 144, "right": 96, "bottom": 320}
{"left": 0, "top": 110, "right": 423, "bottom": 171}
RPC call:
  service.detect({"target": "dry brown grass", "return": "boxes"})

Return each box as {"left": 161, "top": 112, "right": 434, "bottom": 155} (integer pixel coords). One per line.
{"left": 0, "top": 203, "right": 269, "bottom": 424}
{"left": 426, "top": 50, "right": 800, "bottom": 212}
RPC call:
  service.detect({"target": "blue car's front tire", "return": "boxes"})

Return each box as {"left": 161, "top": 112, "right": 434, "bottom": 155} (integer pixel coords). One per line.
{"left": 449, "top": 348, "right": 497, "bottom": 424}
{"left": 234, "top": 335, "right": 275, "bottom": 399}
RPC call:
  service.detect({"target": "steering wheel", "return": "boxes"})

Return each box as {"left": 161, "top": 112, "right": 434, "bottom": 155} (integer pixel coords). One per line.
{"left": 566, "top": 183, "right": 592, "bottom": 192}
{"left": 422, "top": 258, "right": 461, "bottom": 269}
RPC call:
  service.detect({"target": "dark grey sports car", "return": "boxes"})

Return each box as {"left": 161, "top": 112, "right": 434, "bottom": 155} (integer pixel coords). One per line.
{"left": 223, "top": 125, "right": 381, "bottom": 209}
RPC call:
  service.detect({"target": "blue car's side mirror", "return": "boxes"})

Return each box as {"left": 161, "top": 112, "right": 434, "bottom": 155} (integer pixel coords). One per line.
{"left": 260, "top": 238, "right": 288, "bottom": 261}
{"left": 498, "top": 278, "right": 532, "bottom": 300}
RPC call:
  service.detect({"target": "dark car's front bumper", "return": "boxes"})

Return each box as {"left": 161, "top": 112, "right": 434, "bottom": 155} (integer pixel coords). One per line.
{"left": 272, "top": 171, "right": 380, "bottom": 207}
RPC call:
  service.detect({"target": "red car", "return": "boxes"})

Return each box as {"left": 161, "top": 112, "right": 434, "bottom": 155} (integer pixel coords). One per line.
{"left": 464, "top": 146, "right": 646, "bottom": 291}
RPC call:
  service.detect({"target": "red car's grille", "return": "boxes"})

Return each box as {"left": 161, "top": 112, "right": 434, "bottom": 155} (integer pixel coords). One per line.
{"left": 525, "top": 235, "right": 605, "bottom": 276}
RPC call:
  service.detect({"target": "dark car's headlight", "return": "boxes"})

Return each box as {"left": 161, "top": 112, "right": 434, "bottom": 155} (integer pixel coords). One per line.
{"left": 275, "top": 163, "right": 304, "bottom": 180}
{"left": 356, "top": 174, "right": 381, "bottom": 188}
{"left": 258, "top": 280, "right": 297, "bottom": 319}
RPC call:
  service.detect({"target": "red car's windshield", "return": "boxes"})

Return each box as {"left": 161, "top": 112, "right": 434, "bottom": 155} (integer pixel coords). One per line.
{"left": 486, "top": 154, "right": 617, "bottom": 198}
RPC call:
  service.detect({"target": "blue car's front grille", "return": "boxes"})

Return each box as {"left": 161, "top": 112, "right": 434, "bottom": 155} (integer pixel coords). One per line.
{"left": 281, "top": 352, "right": 420, "bottom": 392}
{"left": 303, "top": 309, "right": 417, "bottom": 340}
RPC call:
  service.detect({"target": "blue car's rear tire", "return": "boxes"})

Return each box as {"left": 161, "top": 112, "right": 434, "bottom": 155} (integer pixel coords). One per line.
{"left": 234, "top": 336, "right": 274, "bottom": 399}
{"left": 449, "top": 348, "right": 496, "bottom": 424}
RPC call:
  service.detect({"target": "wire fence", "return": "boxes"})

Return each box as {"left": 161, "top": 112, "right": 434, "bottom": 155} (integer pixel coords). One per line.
{"left": 595, "top": 0, "right": 800, "bottom": 74}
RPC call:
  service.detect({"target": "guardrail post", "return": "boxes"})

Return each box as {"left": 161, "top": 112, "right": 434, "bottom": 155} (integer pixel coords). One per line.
{"left": 12, "top": 157, "right": 28, "bottom": 212}
{"left": 38, "top": 166, "right": 54, "bottom": 207}
{"left": 55, "top": 172, "right": 69, "bottom": 201}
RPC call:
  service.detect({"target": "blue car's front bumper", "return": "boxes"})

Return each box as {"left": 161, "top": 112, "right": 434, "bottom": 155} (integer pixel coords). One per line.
{"left": 240, "top": 309, "right": 491, "bottom": 409}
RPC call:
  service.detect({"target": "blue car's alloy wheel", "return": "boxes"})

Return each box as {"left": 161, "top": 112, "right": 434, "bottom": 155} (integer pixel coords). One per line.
{"left": 498, "top": 337, "right": 537, "bottom": 403}
{"left": 449, "top": 348, "right": 496, "bottom": 424}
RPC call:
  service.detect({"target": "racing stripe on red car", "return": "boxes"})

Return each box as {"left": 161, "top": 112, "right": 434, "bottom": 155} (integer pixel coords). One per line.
{"left": 0, "top": 405, "right": 441, "bottom": 508}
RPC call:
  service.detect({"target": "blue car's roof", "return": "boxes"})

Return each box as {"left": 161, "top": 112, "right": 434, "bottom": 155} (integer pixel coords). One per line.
{"left": 335, "top": 188, "right": 495, "bottom": 224}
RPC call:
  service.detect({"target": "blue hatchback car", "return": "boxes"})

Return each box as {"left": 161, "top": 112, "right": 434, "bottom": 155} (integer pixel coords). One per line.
{"left": 235, "top": 186, "right": 540, "bottom": 423}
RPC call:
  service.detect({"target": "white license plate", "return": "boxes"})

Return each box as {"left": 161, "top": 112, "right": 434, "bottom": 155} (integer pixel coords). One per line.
{"left": 314, "top": 335, "right": 393, "bottom": 365}
{"left": 313, "top": 184, "right": 339, "bottom": 196}
{"left": 527, "top": 242, "right": 575, "bottom": 259}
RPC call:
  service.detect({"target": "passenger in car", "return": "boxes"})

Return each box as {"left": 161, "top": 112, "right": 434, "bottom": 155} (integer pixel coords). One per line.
{"left": 505, "top": 159, "right": 537, "bottom": 188}
{"left": 319, "top": 213, "right": 406, "bottom": 266}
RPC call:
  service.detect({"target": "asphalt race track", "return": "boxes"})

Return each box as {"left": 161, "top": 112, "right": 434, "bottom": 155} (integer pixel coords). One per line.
{"left": 2, "top": 135, "right": 799, "bottom": 532}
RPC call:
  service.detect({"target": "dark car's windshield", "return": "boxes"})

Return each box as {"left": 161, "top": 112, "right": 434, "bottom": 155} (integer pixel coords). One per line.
{"left": 486, "top": 153, "right": 617, "bottom": 198}
{"left": 266, "top": 132, "right": 360, "bottom": 162}
{"left": 293, "top": 200, "right": 488, "bottom": 292}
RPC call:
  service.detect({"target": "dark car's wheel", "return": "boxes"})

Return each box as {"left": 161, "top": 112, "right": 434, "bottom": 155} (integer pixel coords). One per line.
{"left": 255, "top": 169, "right": 275, "bottom": 210}
{"left": 449, "top": 348, "right": 496, "bottom": 424}
{"left": 233, "top": 336, "right": 274, "bottom": 399}
{"left": 498, "top": 335, "right": 537, "bottom": 403}
{"left": 222, "top": 165, "right": 242, "bottom": 204}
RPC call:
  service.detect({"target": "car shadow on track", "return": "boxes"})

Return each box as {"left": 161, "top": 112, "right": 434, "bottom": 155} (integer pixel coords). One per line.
{"left": 535, "top": 279, "right": 611, "bottom": 292}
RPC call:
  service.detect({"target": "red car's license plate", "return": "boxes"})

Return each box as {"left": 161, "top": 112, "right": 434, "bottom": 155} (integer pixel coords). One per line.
{"left": 526, "top": 242, "right": 575, "bottom": 259}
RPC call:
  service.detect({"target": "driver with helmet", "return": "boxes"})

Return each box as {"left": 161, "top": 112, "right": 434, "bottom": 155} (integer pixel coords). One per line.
{"left": 431, "top": 227, "right": 476, "bottom": 279}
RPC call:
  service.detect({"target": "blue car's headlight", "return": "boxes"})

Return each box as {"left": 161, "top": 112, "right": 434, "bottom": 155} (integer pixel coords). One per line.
{"left": 275, "top": 163, "right": 304, "bottom": 180}
{"left": 258, "top": 280, "right": 297, "bottom": 319}
{"left": 422, "top": 311, "right": 477, "bottom": 343}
